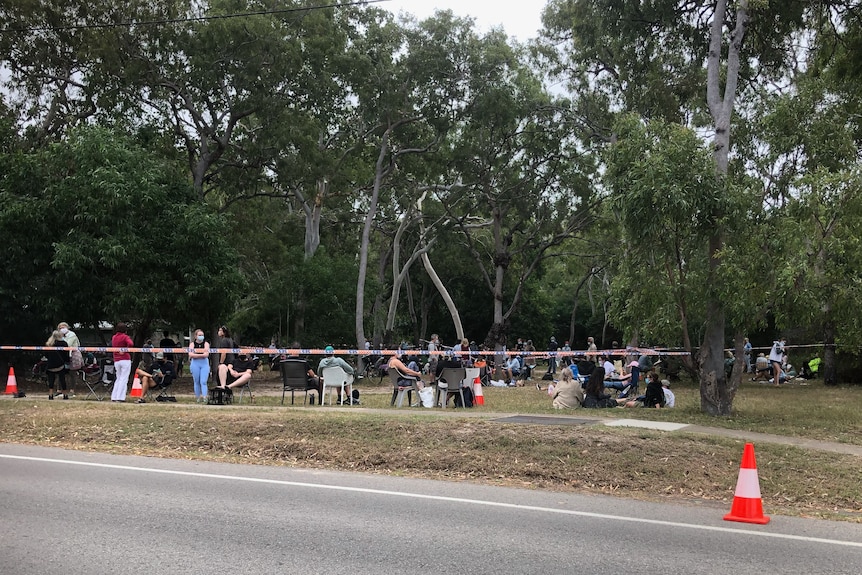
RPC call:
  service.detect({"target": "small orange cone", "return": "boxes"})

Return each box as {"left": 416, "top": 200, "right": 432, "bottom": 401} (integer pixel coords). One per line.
{"left": 473, "top": 376, "right": 484, "bottom": 406}
{"left": 5, "top": 367, "right": 19, "bottom": 396}
{"left": 130, "top": 373, "right": 143, "bottom": 398}
{"left": 724, "top": 443, "right": 770, "bottom": 524}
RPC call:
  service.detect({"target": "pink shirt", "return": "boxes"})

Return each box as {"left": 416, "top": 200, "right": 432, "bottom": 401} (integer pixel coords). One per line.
{"left": 112, "top": 332, "right": 133, "bottom": 362}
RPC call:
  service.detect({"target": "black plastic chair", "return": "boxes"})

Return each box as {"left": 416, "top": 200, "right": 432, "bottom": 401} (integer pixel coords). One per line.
{"left": 280, "top": 359, "right": 313, "bottom": 405}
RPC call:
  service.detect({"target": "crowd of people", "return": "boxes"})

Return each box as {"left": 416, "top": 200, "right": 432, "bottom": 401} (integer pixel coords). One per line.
{"left": 36, "top": 325, "right": 818, "bottom": 409}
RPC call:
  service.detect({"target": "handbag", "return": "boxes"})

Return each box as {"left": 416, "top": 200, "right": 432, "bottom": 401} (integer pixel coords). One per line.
{"left": 70, "top": 350, "right": 84, "bottom": 371}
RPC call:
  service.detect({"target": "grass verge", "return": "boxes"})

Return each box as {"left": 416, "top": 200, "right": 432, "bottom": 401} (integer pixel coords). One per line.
{"left": 2, "top": 383, "right": 862, "bottom": 522}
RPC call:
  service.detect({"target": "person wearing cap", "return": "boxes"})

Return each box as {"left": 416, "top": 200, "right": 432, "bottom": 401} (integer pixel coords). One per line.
{"left": 318, "top": 346, "right": 357, "bottom": 404}
{"left": 134, "top": 351, "right": 176, "bottom": 403}
{"left": 661, "top": 379, "right": 675, "bottom": 407}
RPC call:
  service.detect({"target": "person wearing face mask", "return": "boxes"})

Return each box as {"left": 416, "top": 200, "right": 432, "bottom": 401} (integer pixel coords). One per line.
{"left": 188, "top": 328, "right": 210, "bottom": 403}
{"left": 57, "top": 322, "right": 82, "bottom": 397}
{"left": 217, "top": 352, "right": 254, "bottom": 391}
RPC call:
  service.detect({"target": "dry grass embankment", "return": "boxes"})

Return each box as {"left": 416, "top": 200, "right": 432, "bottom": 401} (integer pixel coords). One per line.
{"left": 3, "top": 371, "right": 861, "bottom": 522}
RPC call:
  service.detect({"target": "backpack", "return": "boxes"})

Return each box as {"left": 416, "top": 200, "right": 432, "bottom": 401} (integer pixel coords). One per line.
{"left": 454, "top": 386, "right": 474, "bottom": 408}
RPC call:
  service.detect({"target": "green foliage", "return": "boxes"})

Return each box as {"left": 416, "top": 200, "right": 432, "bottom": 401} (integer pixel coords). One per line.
{"left": 604, "top": 115, "right": 729, "bottom": 346}
{"left": 0, "top": 126, "right": 244, "bottom": 337}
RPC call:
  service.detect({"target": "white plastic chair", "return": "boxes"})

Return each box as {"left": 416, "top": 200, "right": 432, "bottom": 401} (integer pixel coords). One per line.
{"left": 463, "top": 367, "right": 480, "bottom": 390}
{"left": 321, "top": 366, "right": 348, "bottom": 406}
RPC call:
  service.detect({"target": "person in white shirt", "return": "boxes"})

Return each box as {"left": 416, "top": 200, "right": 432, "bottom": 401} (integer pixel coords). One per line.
{"left": 768, "top": 338, "right": 786, "bottom": 386}
{"left": 602, "top": 356, "right": 618, "bottom": 379}
{"left": 662, "top": 379, "right": 675, "bottom": 407}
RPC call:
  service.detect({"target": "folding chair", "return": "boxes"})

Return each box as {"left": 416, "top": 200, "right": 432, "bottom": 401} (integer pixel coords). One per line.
{"left": 151, "top": 368, "right": 177, "bottom": 402}
{"left": 84, "top": 359, "right": 115, "bottom": 401}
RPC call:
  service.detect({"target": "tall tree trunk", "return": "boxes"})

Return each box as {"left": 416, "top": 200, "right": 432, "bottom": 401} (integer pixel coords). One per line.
{"left": 700, "top": 0, "right": 749, "bottom": 415}
{"left": 421, "top": 252, "right": 464, "bottom": 340}
{"left": 356, "top": 130, "right": 391, "bottom": 349}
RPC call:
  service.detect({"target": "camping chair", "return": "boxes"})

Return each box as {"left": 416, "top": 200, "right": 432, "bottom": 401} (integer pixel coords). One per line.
{"left": 436, "top": 367, "right": 467, "bottom": 408}
{"left": 321, "top": 366, "right": 349, "bottom": 406}
{"left": 84, "top": 358, "right": 115, "bottom": 401}
{"left": 280, "top": 359, "right": 313, "bottom": 405}
{"left": 150, "top": 362, "right": 177, "bottom": 402}
{"left": 389, "top": 367, "right": 420, "bottom": 407}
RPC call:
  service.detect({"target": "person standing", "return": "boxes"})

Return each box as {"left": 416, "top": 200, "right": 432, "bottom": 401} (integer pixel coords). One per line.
{"left": 189, "top": 328, "right": 211, "bottom": 403}
{"left": 57, "top": 322, "right": 82, "bottom": 397}
{"left": 768, "top": 338, "right": 786, "bottom": 386}
{"left": 110, "top": 322, "right": 134, "bottom": 402}
{"left": 547, "top": 336, "right": 559, "bottom": 375}
{"left": 426, "top": 334, "right": 440, "bottom": 377}
{"left": 560, "top": 340, "right": 572, "bottom": 367}
{"left": 45, "top": 329, "right": 69, "bottom": 400}
{"left": 586, "top": 336, "right": 598, "bottom": 364}
{"left": 743, "top": 337, "right": 753, "bottom": 373}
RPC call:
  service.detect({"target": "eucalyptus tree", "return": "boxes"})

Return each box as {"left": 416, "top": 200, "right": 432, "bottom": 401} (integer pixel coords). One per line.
{"left": 539, "top": 0, "right": 835, "bottom": 413}
{"left": 433, "top": 28, "right": 597, "bottom": 352}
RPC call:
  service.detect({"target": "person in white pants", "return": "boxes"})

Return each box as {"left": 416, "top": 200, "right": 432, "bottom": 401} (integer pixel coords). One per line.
{"left": 111, "top": 322, "right": 134, "bottom": 402}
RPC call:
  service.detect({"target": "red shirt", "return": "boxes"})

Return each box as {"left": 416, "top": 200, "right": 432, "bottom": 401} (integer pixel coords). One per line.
{"left": 112, "top": 332, "right": 133, "bottom": 362}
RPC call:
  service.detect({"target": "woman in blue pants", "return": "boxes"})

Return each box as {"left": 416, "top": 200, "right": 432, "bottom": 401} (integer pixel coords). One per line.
{"left": 188, "top": 328, "right": 210, "bottom": 402}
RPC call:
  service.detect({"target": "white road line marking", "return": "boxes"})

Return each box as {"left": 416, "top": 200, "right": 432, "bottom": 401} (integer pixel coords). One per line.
{"left": 2, "top": 453, "right": 860, "bottom": 548}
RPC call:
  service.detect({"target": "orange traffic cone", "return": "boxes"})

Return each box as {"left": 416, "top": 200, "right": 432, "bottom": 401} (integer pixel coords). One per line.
{"left": 473, "top": 376, "right": 484, "bottom": 406}
{"left": 130, "top": 373, "right": 143, "bottom": 398}
{"left": 5, "top": 367, "right": 19, "bottom": 396}
{"left": 724, "top": 443, "right": 770, "bottom": 524}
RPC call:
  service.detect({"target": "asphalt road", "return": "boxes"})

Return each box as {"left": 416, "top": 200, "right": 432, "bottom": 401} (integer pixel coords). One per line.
{"left": 1, "top": 443, "right": 861, "bottom": 574}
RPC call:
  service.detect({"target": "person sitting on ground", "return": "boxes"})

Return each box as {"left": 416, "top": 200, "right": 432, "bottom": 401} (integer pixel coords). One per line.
{"left": 218, "top": 352, "right": 255, "bottom": 390}
{"left": 135, "top": 352, "right": 176, "bottom": 402}
{"left": 662, "top": 379, "right": 675, "bottom": 407}
{"left": 503, "top": 354, "right": 522, "bottom": 386}
{"left": 621, "top": 371, "right": 666, "bottom": 408}
{"left": 751, "top": 353, "right": 770, "bottom": 381}
{"left": 551, "top": 368, "right": 584, "bottom": 409}
{"left": 319, "top": 345, "right": 358, "bottom": 403}
{"left": 583, "top": 366, "right": 625, "bottom": 408}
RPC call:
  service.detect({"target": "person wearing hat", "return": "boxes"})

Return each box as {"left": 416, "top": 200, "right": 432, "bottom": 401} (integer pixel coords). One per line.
{"left": 318, "top": 346, "right": 357, "bottom": 404}
{"left": 661, "top": 379, "right": 675, "bottom": 407}
{"left": 134, "top": 351, "right": 176, "bottom": 403}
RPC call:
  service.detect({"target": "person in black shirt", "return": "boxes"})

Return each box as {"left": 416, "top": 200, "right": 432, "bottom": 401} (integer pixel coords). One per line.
{"left": 218, "top": 353, "right": 255, "bottom": 390}
{"left": 45, "top": 330, "right": 69, "bottom": 400}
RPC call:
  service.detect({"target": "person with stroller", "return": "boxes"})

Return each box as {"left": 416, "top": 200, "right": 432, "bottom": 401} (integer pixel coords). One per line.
{"left": 45, "top": 329, "right": 69, "bottom": 400}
